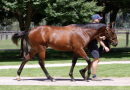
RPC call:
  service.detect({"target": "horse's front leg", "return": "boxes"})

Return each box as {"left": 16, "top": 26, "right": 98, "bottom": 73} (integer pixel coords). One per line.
{"left": 17, "top": 48, "right": 37, "bottom": 81}
{"left": 85, "top": 56, "right": 91, "bottom": 82}
{"left": 75, "top": 48, "right": 91, "bottom": 82}
{"left": 69, "top": 53, "right": 79, "bottom": 81}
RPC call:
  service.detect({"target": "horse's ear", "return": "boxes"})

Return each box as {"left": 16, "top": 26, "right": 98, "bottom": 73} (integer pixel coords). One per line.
{"left": 111, "top": 22, "right": 115, "bottom": 28}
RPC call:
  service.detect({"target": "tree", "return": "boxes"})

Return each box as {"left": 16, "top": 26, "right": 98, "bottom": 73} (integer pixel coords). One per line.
{"left": 44, "top": 0, "right": 103, "bottom": 26}
{"left": 0, "top": 0, "right": 43, "bottom": 57}
{"left": 0, "top": 0, "right": 103, "bottom": 57}
{"left": 94, "top": 0, "right": 130, "bottom": 23}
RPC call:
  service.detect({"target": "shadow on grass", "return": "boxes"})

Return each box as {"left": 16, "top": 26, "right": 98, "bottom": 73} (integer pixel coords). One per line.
{"left": 100, "top": 49, "right": 130, "bottom": 59}
{"left": 0, "top": 49, "right": 130, "bottom": 62}
{"left": 0, "top": 49, "right": 75, "bottom": 62}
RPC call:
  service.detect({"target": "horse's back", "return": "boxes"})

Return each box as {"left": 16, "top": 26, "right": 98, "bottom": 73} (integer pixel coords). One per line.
{"left": 28, "top": 25, "right": 74, "bottom": 50}
{"left": 46, "top": 25, "right": 74, "bottom": 51}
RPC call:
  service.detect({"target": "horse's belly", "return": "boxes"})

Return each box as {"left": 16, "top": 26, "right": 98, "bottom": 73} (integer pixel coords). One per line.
{"left": 48, "top": 43, "right": 73, "bottom": 51}
{"left": 48, "top": 34, "right": 73, "bottom": 51}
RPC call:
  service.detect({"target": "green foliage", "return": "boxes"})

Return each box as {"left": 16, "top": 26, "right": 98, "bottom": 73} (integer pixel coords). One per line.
{"left": 0, "top": 0, "right": 103, "bottom": 27}
{"left": 103, "top": 0, "right": 130, "bottom": 13}
{"left": 2, "top": 0, "right": 42, "bottom": 12}
{"left": 118, "top": 0, "right": 130, "bottom": 3}
{"left": 0, "top": 0, "right": 45, "bottom": 27}
{"left": 44, "top": 0, "right": 103, "bottom": 25}
{"left": 115, "top": 10, "right": 130, "bottom": 28}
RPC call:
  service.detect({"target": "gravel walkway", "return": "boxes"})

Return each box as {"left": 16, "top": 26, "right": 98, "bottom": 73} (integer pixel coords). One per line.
{"left": 0, "top": 77, "right": 130, "bottom": 86}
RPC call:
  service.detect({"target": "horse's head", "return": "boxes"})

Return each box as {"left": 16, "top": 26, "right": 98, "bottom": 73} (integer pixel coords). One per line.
{"left": 105, "top": 22, "right": 118, "bottom": 47}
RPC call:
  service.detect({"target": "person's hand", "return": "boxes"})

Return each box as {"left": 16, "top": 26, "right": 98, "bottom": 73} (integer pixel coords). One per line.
{"left": 100, "top": 36, "right": 106, "bottom": 40}
{"left": 104, "top": 47, "right": 110, "bottom": 52}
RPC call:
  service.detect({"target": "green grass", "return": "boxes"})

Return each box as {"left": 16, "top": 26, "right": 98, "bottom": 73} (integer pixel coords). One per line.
{"left": 0, "top": 39, "right": 20, "bottom": 49}
{"left": 0, "top": 49, "right": 130, "bottom": 66}
{"left": 0, "top": 64, "right": 130, "bottom": 77}
{"left": 111, "top": 34, "right": 129, "bottom": 48}
{"left": 0, "top": 86, "right": 130, "bottom": 90}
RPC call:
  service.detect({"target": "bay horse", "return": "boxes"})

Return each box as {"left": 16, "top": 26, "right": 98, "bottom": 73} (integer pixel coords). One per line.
{"left": 12, "top": 23, "right": 118, "bottom": 82}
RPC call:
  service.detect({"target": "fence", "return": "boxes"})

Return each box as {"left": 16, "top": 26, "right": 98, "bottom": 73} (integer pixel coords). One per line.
{"left": 0, "top": 30, "right": 129, "bottom": 48}
{"left": 0, "top": 31, "right": 18, "bottom": 40}
{"left": 115, "top": 28, "right": 130, "bottom": 48}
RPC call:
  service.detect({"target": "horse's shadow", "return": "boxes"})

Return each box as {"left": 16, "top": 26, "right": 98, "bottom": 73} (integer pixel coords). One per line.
{"left": 102, "top": 78, "right": 114, "bottom": 81}
{"left": 14, "top": 78, "right": 114, "bottom": 82}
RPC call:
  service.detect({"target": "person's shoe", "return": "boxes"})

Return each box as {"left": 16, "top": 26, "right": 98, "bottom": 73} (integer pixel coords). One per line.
{"left": 79, "top": 69, "right": 85, "bottom": 79}
{"left": 91, "top": 77, "right": 102, "bottom": 81}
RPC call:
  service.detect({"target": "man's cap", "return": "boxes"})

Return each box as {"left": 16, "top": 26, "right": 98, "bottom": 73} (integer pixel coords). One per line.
{"left": 92, "top": 14, "right": 103, "bottom": 20}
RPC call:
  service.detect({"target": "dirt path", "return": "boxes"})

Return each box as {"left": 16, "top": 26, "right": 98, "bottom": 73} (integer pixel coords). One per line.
{"left": 0, "top": 77, "right": 130, "bottom": 86}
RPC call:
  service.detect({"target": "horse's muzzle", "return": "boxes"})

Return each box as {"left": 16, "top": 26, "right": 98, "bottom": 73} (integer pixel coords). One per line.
{"left": 112, "top": 42, "right": 118, "bottom": 47}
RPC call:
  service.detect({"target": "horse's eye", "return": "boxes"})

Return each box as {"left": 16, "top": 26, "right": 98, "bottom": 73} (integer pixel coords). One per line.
{"left": 111, "top": 29, "right": 115, "bottom": 34}
{"left": 112, "top": 32, "right": 114, "bottom": 34}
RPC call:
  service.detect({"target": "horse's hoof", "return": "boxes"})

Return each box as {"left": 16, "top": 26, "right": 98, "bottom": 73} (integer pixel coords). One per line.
{"left": 51, "top": 79, "right": 56, "bottom": 82}
{"left": 16, "top": 78, "right": 21, "bottom": 81}
{"left": 71, "top": 79, "right": 76, "bottom": 82}
{"left": 86, "top": 80, "right": 89, "bottom": 82}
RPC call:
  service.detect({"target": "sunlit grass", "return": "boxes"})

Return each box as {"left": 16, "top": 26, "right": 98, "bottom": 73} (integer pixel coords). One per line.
{"left": 0, "top": 49, "right": 130, "bottom": 66}
{"left": 0, "top": 39, "right": 20, "bottom": 49}
{"left": 0, "top": 86, "right": 130, "bottom": 90}
{"left": 0, "top": 64, "right": 130, "bottom": 77}
{"left": 112, "top": 34, "right": 129, "bottom": 48}
{"left": 0, "top": 34, "right": 130, "bottom": 49}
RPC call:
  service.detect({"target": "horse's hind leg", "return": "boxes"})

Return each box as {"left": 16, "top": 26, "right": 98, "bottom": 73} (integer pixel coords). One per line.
{"left": 39, "top": 60, "right": 55, "bottom": 82}
{"left": 38, "top": 46, "right": 55, "bottom": 82}
{"left": 69, "top": 53, "right": 79, "bottom": 81}
{"left": 17, "top": 48, "right": 37, "bottom": 81}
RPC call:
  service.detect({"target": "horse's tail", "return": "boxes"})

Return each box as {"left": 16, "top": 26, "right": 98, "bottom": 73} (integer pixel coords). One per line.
{"left": 12, "top": 29, "right": 31, "bottom": 45}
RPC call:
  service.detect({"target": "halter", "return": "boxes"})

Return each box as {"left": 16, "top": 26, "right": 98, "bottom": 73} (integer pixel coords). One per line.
{"left": 106, "top": 24, "right": 117, "bottom": 44}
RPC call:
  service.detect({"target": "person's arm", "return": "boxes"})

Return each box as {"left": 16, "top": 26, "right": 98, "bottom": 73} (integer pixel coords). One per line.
{"left": 96, "top": 37, "right": 110, "bottom": 52}
{"left": 99, "top": 36, "right": 106, "bottom": 40}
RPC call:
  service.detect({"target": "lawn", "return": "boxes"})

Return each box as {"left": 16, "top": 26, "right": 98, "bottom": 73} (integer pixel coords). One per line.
{"left": 0, "top": 86, "right": 130, "bottom": 90}
{"left": 111, "top": 34, "right": 129, "bottom": 48}
{"left": 0, "top": 34, "right": 130, "bottom": 49}
{"left": 0, "top": 64, "right": 130, "bottom": 77}
{"left": 0, "top": 39, "right": 20, "bottom": 49}
{"left": 0, "top": 49, "right": 130, "bottom": 66}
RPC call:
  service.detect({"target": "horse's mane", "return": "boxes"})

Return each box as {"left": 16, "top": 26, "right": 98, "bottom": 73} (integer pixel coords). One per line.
{"left": 72, "top": 23, "right": 107, "bottom": 30}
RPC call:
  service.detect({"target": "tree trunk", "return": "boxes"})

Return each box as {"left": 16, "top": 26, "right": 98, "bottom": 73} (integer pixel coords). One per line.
{"left": 14, "top": 2, "right": 33, "bottom": 58}
{"left": 14, "top": 9, "right": 25, "bottom": 58}
{"left": 110, "top": 7, "right": 119, "bottom": 23}
{"left": 20, "top": 2, "right": 33, "bottom": 58}
{"left": 100, "top": 3, "right": 106, "bottom": 23}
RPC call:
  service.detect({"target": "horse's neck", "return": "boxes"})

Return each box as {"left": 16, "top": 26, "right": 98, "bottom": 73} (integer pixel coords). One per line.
{"left": 97, "top": 27, "right": 106, "bottom": 36}
{"left": 87, "top": 27, "right": 106, "bottom": 40}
